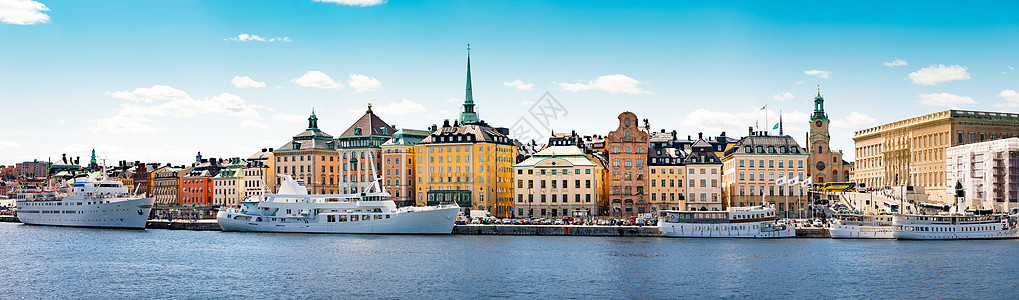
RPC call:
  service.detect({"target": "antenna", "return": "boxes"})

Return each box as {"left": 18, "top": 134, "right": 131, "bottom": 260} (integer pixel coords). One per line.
{"left": 366, "top": 150, "right": 385, "bottom": 195}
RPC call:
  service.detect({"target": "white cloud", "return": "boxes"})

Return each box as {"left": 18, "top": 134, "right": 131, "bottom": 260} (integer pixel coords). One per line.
{"left": 831, "top": 112, "right": 879, "bottom": 128}
{"left": 803, "top": 70, "right": 831, "bottom": 79}
{"left": 240, "top": 119, "right": 269, "bottom": 129}
{"left": 106, "top": 85, "right": 191, "bottom": 103}
{"left": 314, "top": 0, "right": 386, "bottom": 6}
{"left": 347, "top": 73, "right": 381, "bottom": 93}
{"left": 772, "top": 92, "right": 795, "bottom": 101}
{"left": 232, "top": 76, "right": 266, "bottom": 88}
{"left": 273, "top": 113, "right": 307, "bottom": 124}
{"left": 794, "top": 81, "right": 804, "bottom": 85}
{"left": 503, "top": 79, "right": 533, "bottom": 91}
{"left": 907, "top": 64, "right": 971, "bottom": 85}
{"left": 996, "top": 89, "right": 1019, "bottom": 107}
{"left": 224, "top": 33, "right": 291, "bottom": 43}
{"left": 1010, "top": 66, "right": 1016, "bottom": 71}
{"left": 918, "top": 92, "right": 976, "bottom": 109}
{"left": 556, "top": 74, "right": 649, "bottom": 94}
{"left": 93, "top": 85, "right": 265, "bottom": 134}
{"left": 883, "top": 58, "right": 908, "bottom": 67}
{"left": 445, "top": 98, "right": 458, "bottom": 103}
{"left": 362, "top": 99, "right": 426, "bottom": 116}
{"left": 58, "top": 118, "right": 69, "bottom": 124}
{"left": 0, "top": 140, "right": 21, "bottom": 149}
{"left": 0, "top": 0, "right": 49, "bottom": 25}
{"left": 292, "top": 71, "right": 343, "bottom": 90}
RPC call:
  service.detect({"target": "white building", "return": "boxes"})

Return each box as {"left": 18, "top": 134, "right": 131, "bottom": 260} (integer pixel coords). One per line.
{"left": 946, "top": 137, "right": 1019, "bottom": 212}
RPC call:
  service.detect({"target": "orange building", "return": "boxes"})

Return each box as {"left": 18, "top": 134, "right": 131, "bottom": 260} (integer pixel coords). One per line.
{"left": 605, "top": 112, "right": 650, "bottom": 217}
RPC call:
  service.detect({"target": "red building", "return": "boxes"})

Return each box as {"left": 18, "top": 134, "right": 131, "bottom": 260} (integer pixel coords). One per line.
{"left": 181, "top": 177, "right": 213, "bottom": 206}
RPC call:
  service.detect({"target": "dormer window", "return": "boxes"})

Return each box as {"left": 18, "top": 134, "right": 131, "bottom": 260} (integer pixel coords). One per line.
{"left": 780, "top": 146, "right": 787, "bottom": 153}
{"left": 745, "top": 146, "right": 752, "bottom": 153}
{"left": 768, "top": 146, "right": 775, "bottom": 153}
{"left": 353, "top": 127, "right": 362, "bottom": 135}
{"left": 756, "top": 146, "right": 763, "bottom": 153}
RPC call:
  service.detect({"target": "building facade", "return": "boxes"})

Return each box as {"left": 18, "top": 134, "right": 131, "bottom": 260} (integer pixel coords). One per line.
{"left": 414, "top": 51, "right": 518, "bottom": 218}
{"left": 723, "top": 129, "right": 809, "bottom": 218}
{"left": 243, "top": 148, "right": 275, "bottom": 197}
{"left": 273, "top": 111, "right": 341, "bottom": 194}
{"left": 806, "top": 91, "right": 853, "bottom": 185}
{"left": 151, "top": 166, "right": 186, "bottom": 206}
{"left": 337, "top": 104, "right": 395, "bottom": 195}
{"left": 853, "top": 110, "right": 1019, "bottom": 203}
{"left": 212, "top": 159, "right": 245, "bottom": 207}
{"left": 946, "top": 138, "right": 1019, "bottom": 212}
{"left": 512, "top": 146, "right": 604, "bottom": 218}
{"left": 605, "top": 112, "right": 650, "bottom": 217}
{"left": 648, "top": 131, "right": 685, "bottom": 213}
{"left": 382, "top": 129, "right": 431, "bottom": 207}
{"left": 684, "top": 138, "right": 724, "bottom": 211}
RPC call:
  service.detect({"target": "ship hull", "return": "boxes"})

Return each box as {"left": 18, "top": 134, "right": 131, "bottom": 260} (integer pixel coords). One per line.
{"left": 16, "top": 197, "right": 154, "bottom": 229}
{"left": 830, "top": 224, "right": 894, "bottom": 239}
{"left": 658, "top": 221, "right": 796, "bottom": 238}
{"left": 218, "top": 205, "right": 459, "bottom": 235}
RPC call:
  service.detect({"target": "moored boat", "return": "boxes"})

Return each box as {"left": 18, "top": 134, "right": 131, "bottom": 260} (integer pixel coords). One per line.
{"left": 657, "top": 205, "right": 795, "bottom": 238}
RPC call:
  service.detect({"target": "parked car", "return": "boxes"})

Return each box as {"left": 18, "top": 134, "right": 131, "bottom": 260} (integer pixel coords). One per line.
{"left": 554, "top": 219, "right": 564, "bottom": 225}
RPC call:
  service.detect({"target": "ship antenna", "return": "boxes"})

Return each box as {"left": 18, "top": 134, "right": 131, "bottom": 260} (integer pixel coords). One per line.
{"left": 366, "top": 150, "right": 386, "bottom": 195}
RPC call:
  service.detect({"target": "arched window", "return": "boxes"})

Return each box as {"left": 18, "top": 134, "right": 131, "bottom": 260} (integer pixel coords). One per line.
{"left": 818, "top": 146, "right": 823, "bottom": 153}
{"left": 832, "top": 170, "right": 838, "bottom": 182}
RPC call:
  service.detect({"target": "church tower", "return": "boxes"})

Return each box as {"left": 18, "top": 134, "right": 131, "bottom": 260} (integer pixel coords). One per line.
{"left": 459, "top": 44, "right": 480, "bottom": 124}
{"left": 806, "top": 87, "right": 839, "bottom": 183}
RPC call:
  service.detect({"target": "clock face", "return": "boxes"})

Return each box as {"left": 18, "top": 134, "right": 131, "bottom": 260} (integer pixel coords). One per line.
{"left": 815, "top": 120, "right": 823, "bottom": 127}
{"left": 816, "top": 161, "right": 826, "bottom": 171}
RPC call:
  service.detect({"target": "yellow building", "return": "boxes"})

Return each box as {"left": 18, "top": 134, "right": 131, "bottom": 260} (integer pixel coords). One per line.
{"left": 853, "top": 110, "right": 1019, "bottom": 203}
{"left": 723, "top": 129, "right": 809, "bottom": 218}
{"left": 413, "top": 51, "right": 518, "bottom": 218}
{"left": 243, "top": 148, "right": 275, "bottom": 197}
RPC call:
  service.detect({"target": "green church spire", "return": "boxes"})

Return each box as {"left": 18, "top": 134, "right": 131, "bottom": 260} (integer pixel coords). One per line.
{"left": 459, "top": 43, "right": 480, "bottom": 124}
{"left": 308, "top": 108, "right": 319, "bottom": 130}
{"left": 811, "top": 85, "right": 828, "bottom": 121}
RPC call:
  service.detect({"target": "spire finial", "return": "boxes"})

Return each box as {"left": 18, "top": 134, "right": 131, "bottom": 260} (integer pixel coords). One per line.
{"left": 467, "top": 43, "right": 470, "bottom": 56}
{"left": 367, "top": 102, "right": 373, "bottom": 113}
{"left": 817, "top": 84, "right": 821, "bottom": 96}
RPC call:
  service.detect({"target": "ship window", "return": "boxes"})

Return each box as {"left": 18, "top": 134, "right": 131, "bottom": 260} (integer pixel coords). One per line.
{"left": 386, "top": 215, "right": 391, "bottom": 218}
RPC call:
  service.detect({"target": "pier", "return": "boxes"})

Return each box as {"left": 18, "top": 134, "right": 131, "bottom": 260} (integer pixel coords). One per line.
{"left": 146, "top": 220, "right": 221, "bottom": 231}
{"left": 795, "top": 228, "right": 830, "bottom": 238}
{"left": 453, "top": 225, "right": 663, "bottom": 237}
{"left": 0, "top": 215, "right": 19, "bottom": 223}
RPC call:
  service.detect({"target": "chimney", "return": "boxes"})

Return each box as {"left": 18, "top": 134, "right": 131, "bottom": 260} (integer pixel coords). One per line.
{"left": 443, "top": 119, "right": 450, "bottom": 127}
{"left": 687, "top": 135, "right": 691, "bottom": 141}
{"left": 262, "top": 148, "right": 267, "bottom": 152}
{"left": 748, "top": 127, "right": 754, "bottom": 136}
{"left": 698, "top": 132, "right": 703, "bottom": 140}
{"left": 721, "top": 131, "right": 726, "bottom": 137}
{"left": 268, "top": 148, "right": 273, "bottom": 152}
{"left": 672, "top": 130, "right": 676, "bottom": 139}
{"left": 660, "top": 129, "right": 665, "bottom": 133}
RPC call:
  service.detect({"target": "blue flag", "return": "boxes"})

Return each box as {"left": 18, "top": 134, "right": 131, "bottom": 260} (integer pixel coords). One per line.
{"left": 773, "top": 122, "right": 780, "bottom": 130}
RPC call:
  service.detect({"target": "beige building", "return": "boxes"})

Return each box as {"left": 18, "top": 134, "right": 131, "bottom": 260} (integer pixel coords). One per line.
{"left": 212, "top": 159, "right": 245, "bottom": 207}
{"left": 723, "top": 129, "right": 809, "bottom": 218}
{"left": 853, "top": 110, "right": 1019, "bottom": 203}
{"left": 243, "top": 148, "right": 275, "bottom": 197}
{"left": 150, "top": 166, "right": 187, "bottom": 206}
{"left": 512, "top": 146, "right": 604, "bottom": 218}
{"left": 273, "top": 111, "right": 341, "bottom": 194}
{"left": 684, "top": 139, "right": 723, "bottom": 211}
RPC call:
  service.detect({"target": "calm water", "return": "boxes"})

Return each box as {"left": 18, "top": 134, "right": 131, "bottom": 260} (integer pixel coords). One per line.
{"left": 2, "top": 222, "right": 1018, "bottom": 299}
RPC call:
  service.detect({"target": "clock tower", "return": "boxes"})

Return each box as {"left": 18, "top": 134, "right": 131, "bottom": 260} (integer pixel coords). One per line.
{"left": 807, "top": 88, "right": 832, "bottom": 183}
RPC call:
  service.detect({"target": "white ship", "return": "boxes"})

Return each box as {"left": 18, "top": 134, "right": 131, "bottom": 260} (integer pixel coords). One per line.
{"left": 15, "top": 175, "right": 154, "bottom": 229}
{"left": 657, "top": 205, "right": 795, "bottom": 238}
{"left": 892, "top": 213, "right": 1019, "bottom": 240}
{"left": 217, "top": 152, "right": 458, "bottom": 234}
{"left": 829, "top": 213, "right": 895, "bottom": 239}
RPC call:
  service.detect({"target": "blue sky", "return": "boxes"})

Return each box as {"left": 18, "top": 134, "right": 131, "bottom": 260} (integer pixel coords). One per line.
{"left": 2, "top": 0, "right": 1019, "bottom": 165}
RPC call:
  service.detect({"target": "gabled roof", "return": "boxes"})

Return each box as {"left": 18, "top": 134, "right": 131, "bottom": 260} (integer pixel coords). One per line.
{"left": 340, "top": 104, "right": 395, "bottom": 138}
{"left": 724, "top": 134, "right": 806, "bottom": 157}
